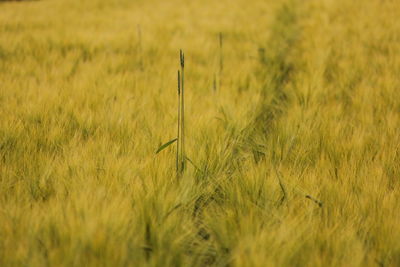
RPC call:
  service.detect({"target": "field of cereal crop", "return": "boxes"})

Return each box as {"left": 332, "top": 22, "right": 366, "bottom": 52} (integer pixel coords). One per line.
{"left": 1, "top": 0, "right": 399, "bottom": 266}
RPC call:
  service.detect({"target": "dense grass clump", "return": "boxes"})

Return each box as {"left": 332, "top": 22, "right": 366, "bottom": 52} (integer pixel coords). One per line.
{"left": 0, "top": 0, "right": 399, "bottom": 266}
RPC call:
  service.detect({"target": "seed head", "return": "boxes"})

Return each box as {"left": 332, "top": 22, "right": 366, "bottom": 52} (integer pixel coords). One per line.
{"left": 180, "top": 49, "right": 185, "bottom": 68}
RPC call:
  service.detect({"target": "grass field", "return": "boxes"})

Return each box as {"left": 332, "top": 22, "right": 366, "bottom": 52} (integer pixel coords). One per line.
{"left": 1, "top": 0, "right": 400, "bottom": 266}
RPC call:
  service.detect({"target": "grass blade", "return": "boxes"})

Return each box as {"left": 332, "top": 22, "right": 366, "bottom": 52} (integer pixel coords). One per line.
{"left": 156, "top": 138, "right": 178, "bottom": 154}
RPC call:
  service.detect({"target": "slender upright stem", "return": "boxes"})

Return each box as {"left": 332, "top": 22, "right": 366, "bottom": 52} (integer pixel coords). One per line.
{"left": 219, "top": 32, "right": 223, "bottom": 74}
{"left": 176, "top": 70, "right": 181, "bottom": 173}
{"left": 176, "top": 50, "right": 185, "bottom": 177}
{"left": 180, "top": 50, "right": 185, "bottom": 172}
{"left": 137, "top": 24, "right": 143, "bottom": 71}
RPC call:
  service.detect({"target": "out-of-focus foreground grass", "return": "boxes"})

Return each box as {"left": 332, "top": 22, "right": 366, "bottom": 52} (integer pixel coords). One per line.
{"left": 0, "top": 0, "right": 399, "bottom": 266}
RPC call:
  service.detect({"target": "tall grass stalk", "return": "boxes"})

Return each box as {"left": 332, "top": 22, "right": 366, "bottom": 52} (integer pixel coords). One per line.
{"left": 178, "top": 50, "right": 186, "bottom": 175}
{"left": 176, "top": 70, "right": 181, "bottom": 173}
{"left": 137, "top": 24, "right": 143, "bottom": 71}
{"left": 156, "top": 50, "right": 186, "bottom": 177}
{"left": 219, "top": 32, "right": 223, "bottom": 74}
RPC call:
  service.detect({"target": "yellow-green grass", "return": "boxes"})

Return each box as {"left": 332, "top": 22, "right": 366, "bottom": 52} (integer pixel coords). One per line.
{"left": 0, "top": 0, "right": 399, "bottom": 266}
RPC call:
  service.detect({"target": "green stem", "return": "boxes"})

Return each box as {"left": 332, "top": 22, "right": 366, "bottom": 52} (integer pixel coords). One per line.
{"left": 176, "top": 70, "right": 181, "bottom": 174}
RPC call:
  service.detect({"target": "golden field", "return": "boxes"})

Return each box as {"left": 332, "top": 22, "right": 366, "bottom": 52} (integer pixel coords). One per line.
{"left": 0, "top": 0, "right": 399, "bottom": 266}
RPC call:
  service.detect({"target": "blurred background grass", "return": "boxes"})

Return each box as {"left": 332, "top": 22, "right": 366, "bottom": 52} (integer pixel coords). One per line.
{"left": 0, "top": 0, "right": 399, "bottom": 266}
